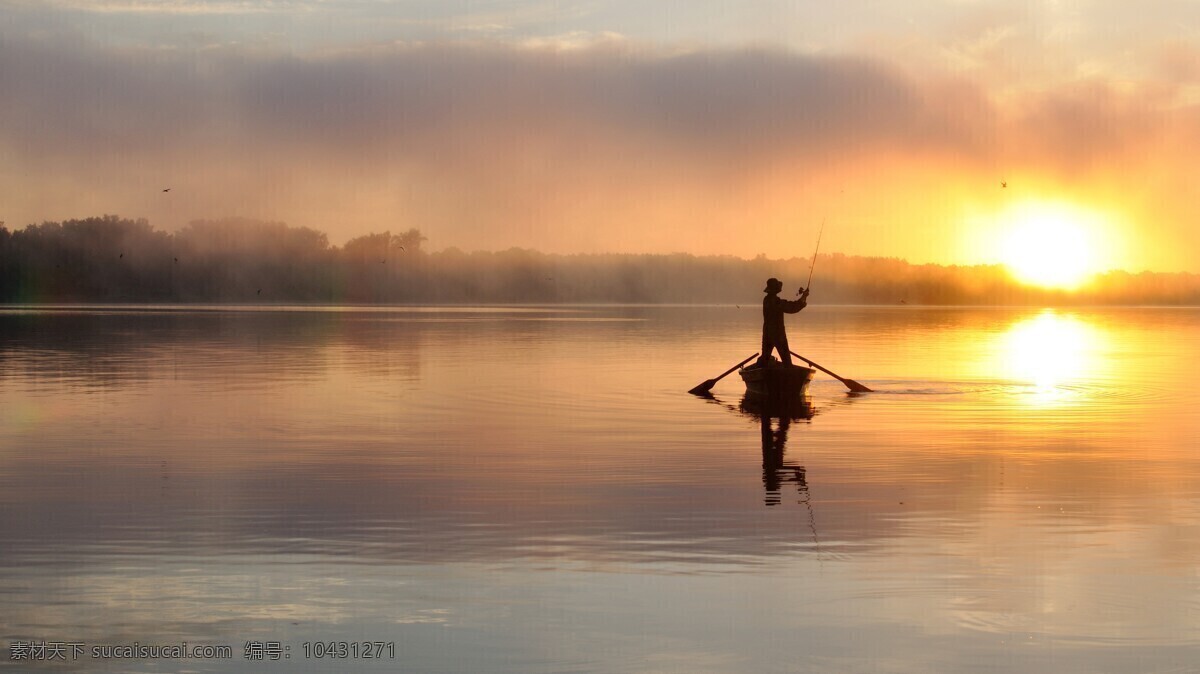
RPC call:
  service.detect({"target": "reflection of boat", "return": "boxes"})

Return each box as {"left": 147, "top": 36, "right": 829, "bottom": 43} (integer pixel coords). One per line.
{"left": 738, "top": 393, "right": 815, "bottom": 421}
{"left": 738, "top": 356, "right": 815, "bottom": 399}
{"left": 694, "top": 391, "right": 817, "bottom": 423}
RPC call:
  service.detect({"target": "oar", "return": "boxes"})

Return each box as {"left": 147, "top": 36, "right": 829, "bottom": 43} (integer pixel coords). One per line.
{"left": 689, "top": 353, "right": 759, "bottom": 395}
{"left": 789, "top": 351, "right": 873, "bottom": 393}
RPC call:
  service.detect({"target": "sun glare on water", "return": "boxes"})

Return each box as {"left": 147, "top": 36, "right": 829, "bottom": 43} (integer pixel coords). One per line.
{"left": 999, "top": 311, "right": 1104, "bottom": 405}
{"left": 996, "top": 202, "right": 1113, "bottom": 289}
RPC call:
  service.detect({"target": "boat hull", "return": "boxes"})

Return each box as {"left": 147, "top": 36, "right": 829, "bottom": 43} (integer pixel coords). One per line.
{"left": 739, "top": 360, "right": 815, "bottom": 399}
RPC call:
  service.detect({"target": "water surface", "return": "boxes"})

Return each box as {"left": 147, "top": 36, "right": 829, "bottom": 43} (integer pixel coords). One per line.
{"left": 2, "top": 305, "right": 1199, "bottom": 672}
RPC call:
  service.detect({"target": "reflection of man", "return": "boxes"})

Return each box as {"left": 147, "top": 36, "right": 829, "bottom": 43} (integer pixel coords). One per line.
{"left": 761, "top": 277, "right": 808, "bottom": 365}
{"left": 760, "top": 414, "right": 806, "bottom": 507}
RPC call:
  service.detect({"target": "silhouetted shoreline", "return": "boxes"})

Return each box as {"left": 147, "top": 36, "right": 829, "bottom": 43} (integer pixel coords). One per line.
{"left": 3, "top": 215, "right": 1198, "bottom": 305}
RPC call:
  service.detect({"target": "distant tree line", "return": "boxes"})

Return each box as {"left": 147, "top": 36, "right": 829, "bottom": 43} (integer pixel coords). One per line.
{"left": 2, "top": 215, "right": 1199, "bottom": 305}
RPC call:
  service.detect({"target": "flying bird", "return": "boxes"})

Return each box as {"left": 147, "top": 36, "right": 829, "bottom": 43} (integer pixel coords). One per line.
{"left": 162, "top": 188, "right": 171, "bottom": 192}
{"left": 1001, "top": 181, "right": 1007, "bottom": 188}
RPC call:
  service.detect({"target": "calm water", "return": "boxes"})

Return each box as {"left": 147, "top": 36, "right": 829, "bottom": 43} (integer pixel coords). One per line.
{"left": 2, "top": 304, "right": 1200, "bottom": 673}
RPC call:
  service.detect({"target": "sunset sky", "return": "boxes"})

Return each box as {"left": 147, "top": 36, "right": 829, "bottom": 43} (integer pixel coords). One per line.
{"left": 3, "top": 1, "right": 1200, "bottom": 275}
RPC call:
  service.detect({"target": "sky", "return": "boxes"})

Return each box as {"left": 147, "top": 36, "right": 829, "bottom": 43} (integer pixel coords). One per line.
{"left": 3, "top": 0, "right": 1200, "bottom": 272}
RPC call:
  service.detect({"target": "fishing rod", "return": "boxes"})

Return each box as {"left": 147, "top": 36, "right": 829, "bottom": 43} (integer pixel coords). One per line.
{"left": 802, "top": 218, "right": 824, "bottom": 296}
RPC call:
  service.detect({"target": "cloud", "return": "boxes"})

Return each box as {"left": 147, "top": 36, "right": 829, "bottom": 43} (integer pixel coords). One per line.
{"left": 0, "top": 36, "right": 979, "bottom": 161}
{"left": 1157, "top": 39, "right": 1200, "bottom": 84}
{"left": 20, "top": 0, "right": 316, "bottom": 15}
{"left": 0, "top": 32, "right": 1196, "bottom": 267}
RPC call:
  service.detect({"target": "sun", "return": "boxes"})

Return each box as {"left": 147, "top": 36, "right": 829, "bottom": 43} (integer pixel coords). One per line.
{"left": 998, "top": 202, "right": 1108, "bottom": 289}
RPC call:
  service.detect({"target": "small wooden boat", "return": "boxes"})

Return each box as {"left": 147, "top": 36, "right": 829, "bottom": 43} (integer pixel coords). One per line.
{"left": 739, "top": 357, "right": 815, "bottom": 399}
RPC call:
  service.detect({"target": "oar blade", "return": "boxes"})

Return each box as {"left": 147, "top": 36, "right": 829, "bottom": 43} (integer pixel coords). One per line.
{"left": 843, "top": 379, "right": 873, "bottom": 393}
{"left": 688, "top": 352, "right": 758, "bottom": 396}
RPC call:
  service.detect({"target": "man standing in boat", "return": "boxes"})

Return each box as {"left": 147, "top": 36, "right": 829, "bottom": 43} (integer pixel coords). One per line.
{"left": 761, "top": 278, "right": 808, "bottom": 365}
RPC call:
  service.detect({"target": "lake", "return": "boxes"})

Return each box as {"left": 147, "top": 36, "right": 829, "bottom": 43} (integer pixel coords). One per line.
{"left": 2, "top": 304, "right": 1199, "bottom": 672}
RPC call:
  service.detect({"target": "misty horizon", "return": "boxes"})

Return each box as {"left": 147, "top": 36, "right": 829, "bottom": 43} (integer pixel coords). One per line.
{"left": 0, "top": 212, "right": 1171, "bottom": 274}
{"left": 2, "top": 215, "right": 1197, "bottom": 306}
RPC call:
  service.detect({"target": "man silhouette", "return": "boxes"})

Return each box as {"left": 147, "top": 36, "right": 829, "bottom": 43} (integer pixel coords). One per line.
{"left": 761, "top": 277, "right": 808, "bottom": 365}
